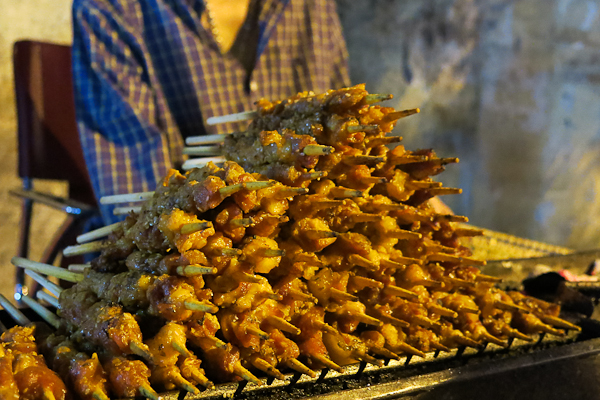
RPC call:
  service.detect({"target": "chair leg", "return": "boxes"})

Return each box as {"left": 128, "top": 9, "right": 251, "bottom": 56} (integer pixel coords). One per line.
{"left": 15, "top": 198, "right": 33, "bottom": 300}
{"left": 40, "top": 214, "right": 78, "bottom": 266}
{"left": 36, "top": 214, "right": 90, "bottom": 292}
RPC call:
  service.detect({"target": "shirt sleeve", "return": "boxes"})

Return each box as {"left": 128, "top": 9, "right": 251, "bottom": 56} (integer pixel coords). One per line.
{"left": 325, "top": 0, "right": 351, "bottom": 89}
{"left": 72, "top": 0, "right": 181, "bottom": 224}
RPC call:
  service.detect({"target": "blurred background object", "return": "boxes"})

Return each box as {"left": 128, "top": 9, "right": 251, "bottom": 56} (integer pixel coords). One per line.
{"left": 1, "top": 0, "right": 600, "bottom": 302}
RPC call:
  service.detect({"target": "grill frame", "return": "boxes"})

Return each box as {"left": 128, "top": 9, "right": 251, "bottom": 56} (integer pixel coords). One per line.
{"left": 144, "top": 331, "right": 585, "bottom": 400}
{"left": 4, "top": 250, "right": 600, "bottom": 400}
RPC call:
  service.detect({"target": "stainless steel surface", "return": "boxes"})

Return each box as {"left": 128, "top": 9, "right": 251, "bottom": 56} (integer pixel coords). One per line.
{"left": 480, "top": 249, "right": 600, "bottom": 283}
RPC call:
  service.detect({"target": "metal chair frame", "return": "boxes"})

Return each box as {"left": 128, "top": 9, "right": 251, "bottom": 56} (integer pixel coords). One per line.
{"left": 11, "top": 40, "right": 98, "bottom": 299}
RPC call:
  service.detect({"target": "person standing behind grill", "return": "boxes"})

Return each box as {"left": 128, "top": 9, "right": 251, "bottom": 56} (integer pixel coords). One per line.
{"left": 72, "top": 0, "right": 351, "bottom": 224}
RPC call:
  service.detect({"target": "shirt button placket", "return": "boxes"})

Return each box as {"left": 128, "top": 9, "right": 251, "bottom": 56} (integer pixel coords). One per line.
{"left": 249, "top": 80, "right": 258, "bottom": 93}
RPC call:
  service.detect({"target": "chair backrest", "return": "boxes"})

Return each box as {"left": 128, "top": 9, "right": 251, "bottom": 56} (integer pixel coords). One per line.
{"left": 13, "top": 40, "right": 96, "bottom": 206}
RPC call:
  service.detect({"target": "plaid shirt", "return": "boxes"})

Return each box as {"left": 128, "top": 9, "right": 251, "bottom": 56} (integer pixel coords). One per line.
{"left": 72, "top": 0, "right": 350, "bottom": 224}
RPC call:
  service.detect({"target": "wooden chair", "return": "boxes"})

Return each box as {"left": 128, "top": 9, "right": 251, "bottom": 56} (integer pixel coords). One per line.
{"left": 11, "top": 40, "right": 98, "bottom": 299}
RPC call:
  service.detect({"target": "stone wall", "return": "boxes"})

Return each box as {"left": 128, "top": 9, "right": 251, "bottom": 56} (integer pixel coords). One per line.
{"left": 0, "top": 0, "right": 599, "bottom": 303}
{"left": 338, "top": 0, "right": 600, "bottom": 250}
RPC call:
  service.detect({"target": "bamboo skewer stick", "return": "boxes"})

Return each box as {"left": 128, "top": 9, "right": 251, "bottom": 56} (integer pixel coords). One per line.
{"left": 375, "top": 312, "right": 410, "bottom": 328}
{"left": 250, "top": 358, "right": 286, "bottom": 380}
{"left": 113, "top": 205, "right": 142, "bottom": 215}
{"left": 285, "top": 359, "right": 317, "bottom": 378}
{"left": 406, "top": 181, "right": 443, "bottom": 190}
{"left": 183, "top": 144, "right": 335, "bottom": 160}
{"left": 348, "top": 254, "right": 378, "bottom": 271}
{"left": 301, "top": 171, "right": 328, "bottom": 180}
{"left": 388, "top": 154, "right": 429, "bottom": 165}
{"left": 380, "top": 258, "right": 421, "bottom": 270}
{"left": 244, "top": 181, "right": 276, "bottom": 190}
{"left": 368, "top": 346, "right": 400, "bottom": 360}
{"left": 207, "top": 111, "right": 258, "bottom": 125}
{"left": 313, "top": 321, "right": 338, "bottom": 335}
{"left": 383, "top": 108, "right": 420, "bottom": 122}
{"left": 36, "top": 291, "right": 59, "bottom": 309}
{"left": 12, "top": 257, "right": 84, "bottom": 283}
{"left": 217, "top": 248, "right": 243, "bottom": 256}
{"left": 350, "top": 213, "right": 383, "bottom": 223}
{"left": 68, "top": 264, "right": 90, "bottom": 273}
{"left": 176, "top": 265, "right": 218, "bottom": 276}
{"left": 347, "top": 124, "right": 379, "bottom": 134}
{"left": 329, "top": 288, "right": 358, "bottom": 302}
{"left": 365, "top": 93, "right": 393, "bottom": 104}
{"left": 129, "top": 341, "right": 154, "bottom": 361}
{"left": 77, "top": 222, "right": 122, "bottom": 243}
{"left": 0, "top": 293, "right": 31, "bottom": 326}
{"left": 186, "top": 132, "right": 232, "bottom": 145}
{"left": 303, "top": 144, "right": 334, "bottom": 156}
{"left": 63, "top": 241, "right": 112, "bottom": 257}
{"left": 24, "top": 269, "right": 62, "bottom": 297}
{"left": 342, "top": 311, "right": 382, "bottom": 327}
{"left": 359, "top": 176, "right": 387, "bottom": 185}
{"left": 232, "top": 363, "right": 262, "bottom": 385}
{"left": 182, "top": 156, "right": 227, "bottom": 170}
{"left": 440, "top": 276, "right": 475, "bottom": 288}
{"left": 230, "top": 271, "right": 263, "bottom": 284}
{"left": 354, "top": 351, "right": 383, "bottom": 366}
{"left": 43, "top": 388, "right": 56, "bottom": 400}
{"left": 329, "top": 187, "right": 363, "bottom": 198}
{"left": 383, "top": 285, "right": 419, "bottom": 300}
{"left": 20, "top": 295, "right": 60, "bottom": 329}
{"left": 180, "top": 221, "right": 213, "bottom": 234}
{"left": 137, "top": 384, "right": 160, "bottom": 400}
{"left": 304, "top": 230, "right": 339, "bottom": 240}
{"left": 206, "top": 94, "right": 394, "bottom": 126}
{"left": 274, "top": 187, "right": 309, "bottom": 198}
{"left": 427, "top": 304, "right": 458, "bottom": 319}
{"left": 310, "top": 354, "right": 343, "bottom": 373}
{"left": 100, "top": 192, "right": 154, "bottom": 205}
{"left": 101, "top": 180, "right": 276, "bottom": 207}
{"left": 246, "top": 325, "right": 270, "bottom": 340}
{"left": 286, "top": 289, "right": 317, "bottom": 303}
{"left": 453, "top": 227, "right": 485, "bottom": 237}
{"left": 436, "top": 215, "right": 469, "bottom": 223}
{"left": 183, "top": 145, "right": 222, "bottom": 156}
{"left": 427, "top": 253, "right": 486, "bottom": 266}
{"left": 537, "top": 315, "right": 581, "bottom": 331}
{"left": 229, "top": 218, "right": 253, "bottom": 227}
{"left": 265, "top": 316, "right": 301, "bottom": 336}
{"left": 428, "top": 187, "right": 462, "bottom": 196}
{"left": 262, "top": 292, "right": 284, "bottom": 301}
{"left": 423, "top": 157, "right": 460, "bottom": 166}
{"left": 474, "top": 274, "right": 502, "bottom": 283}
{"left": 349, "top": 275, "right": 384, "bottom": 289}
{"left": 343, "top": 155, "right": 386, "bottom": 166}
{"left": 388, "top": 230, "right": 423, "bottom": 240}
{"left": 183, "top": 300, "right": 219, "bottom": 314}
{"left": 365, "top": 136, "right": 402, "bottom": 147}
{"left": 494, "top": 300, "right": 529, "bottom": 313}
{"left": 257, "top": 248, "right": 286, "bottom": 257}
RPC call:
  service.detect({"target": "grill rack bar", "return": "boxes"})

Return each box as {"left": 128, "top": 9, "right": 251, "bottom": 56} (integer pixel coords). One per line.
{"left": 0, "top": 310, "right": 592, "bottom": 400}
{"left": 151, "top": 331, "right": 582, "bottom": 400}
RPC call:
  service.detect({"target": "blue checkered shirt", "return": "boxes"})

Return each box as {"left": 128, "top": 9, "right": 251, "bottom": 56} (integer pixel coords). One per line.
{"left": 72, "top": 0, "right": 350, "bottom": 224}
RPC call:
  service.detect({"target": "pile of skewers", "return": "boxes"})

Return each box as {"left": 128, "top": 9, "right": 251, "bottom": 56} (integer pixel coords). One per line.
{"left": 4, "top": 84, "right": 581, "bottom": 400}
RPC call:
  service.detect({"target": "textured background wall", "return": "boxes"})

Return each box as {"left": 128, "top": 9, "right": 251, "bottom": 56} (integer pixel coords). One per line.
{"left": 338, "top": 0, "right": 600, "bottom": 250}
{"left": 0, "top": 0, "right": 600, "bottom": 303}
